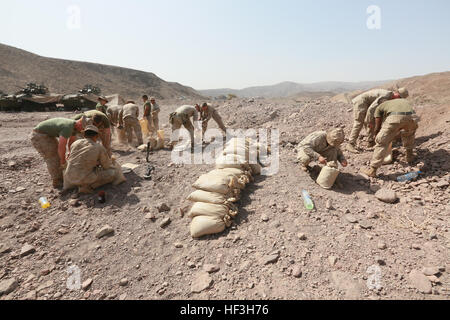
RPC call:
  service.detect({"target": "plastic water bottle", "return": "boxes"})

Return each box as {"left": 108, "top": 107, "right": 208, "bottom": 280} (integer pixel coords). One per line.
{"left": 302, "top": 190, "right": 315, "bottom": 210}
{"left": 397, "top": 171, "right": 422, "bottom": 182}
{"left": 39, "top": 197, "right": 50, "bottom": 209}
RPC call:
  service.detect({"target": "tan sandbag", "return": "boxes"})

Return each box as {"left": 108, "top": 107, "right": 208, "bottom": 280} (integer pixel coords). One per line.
{"left": 192, "top": 171, "right": 241, "bottom": 194}
{"left": 249, "top": 163, "right": 262, "bottom": 175}
{"left": 112, "top": 161, "right": 126, "bottom": 185}
{"left": 188, "top": 202, "right": 230, "bottom": 219}
{"left": 187, "top": 190, "right": 234, "bottom": 204}
{"left": 190, "top": 215, "right": 226, "bottom": 238}
{"left": 223, "top": 144, "right": 250, "bottom": 158}
{"left": 208, "top": 169, "right": 248, "bottom": 188}
{"left": 215, "top": 154, "right": 250, "bottom": 170}
{"left": 140, "top": 119, "right": 150, "bottom": 137}
{"left": 156, "top": 130, "right": 165, "bottom": 149}
{"left": 316, "top": 166, "right": 339, "bottom": 189}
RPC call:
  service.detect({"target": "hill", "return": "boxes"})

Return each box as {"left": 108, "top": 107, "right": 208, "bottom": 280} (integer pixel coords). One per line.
{"left": 0, "top": 43, "right": 203, "bottom": 100}
{"left": 200, "top": 80, "right": 390, "bottom": 98}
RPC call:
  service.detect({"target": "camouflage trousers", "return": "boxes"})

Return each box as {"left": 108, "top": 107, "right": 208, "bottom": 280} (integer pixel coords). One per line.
{"left": 30, "top": 131, "right": 63, "bottom": 186}
{"left": 170, "top": 114, "right": 194, "bottom": 146}
{"left": 64, "top": 167, "right": 117, "bottom": 193}
{"left": 297, "top": 147, "right": 339, "bottom": 168}
{"left": 370, "top": 115, "right": 418, "bottom": 168}
{"left": 124, "top": 117, "right": 143, "bottom": 145}
{"left": 349, "top": 102, "right": 374, "bottom": 145}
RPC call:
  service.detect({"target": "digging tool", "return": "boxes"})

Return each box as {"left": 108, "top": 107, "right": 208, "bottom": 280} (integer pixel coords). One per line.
{"left": 144, "top": 141, "right": 155, "bottom": 180}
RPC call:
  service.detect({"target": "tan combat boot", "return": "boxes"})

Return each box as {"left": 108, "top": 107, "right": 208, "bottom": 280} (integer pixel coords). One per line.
{"left": 361, "top": 167, "right": 377, "bottom": 178}
{"left": 406, "top": 149, "right": 415, "bottom": 164}
{"left": 346, "top": 143, "right": 359, "bottom": 153}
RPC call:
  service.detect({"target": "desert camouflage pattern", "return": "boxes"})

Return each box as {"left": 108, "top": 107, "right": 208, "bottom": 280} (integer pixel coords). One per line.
{"left": 297, "top": 130, "right": 346, "bottom": 166}
{"left": 30, "top": 131, "right": 63, "bottom": 186}
{"left": 201, "top": 105, "right": 226, "bottom": 134}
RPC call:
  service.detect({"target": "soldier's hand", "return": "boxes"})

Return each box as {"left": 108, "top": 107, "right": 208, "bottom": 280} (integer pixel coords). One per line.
{"left": 318, "top": 156, "right": 327, "bottom": 164}
{"left": 341, "top": 160, "right": 348, "bottom": 167}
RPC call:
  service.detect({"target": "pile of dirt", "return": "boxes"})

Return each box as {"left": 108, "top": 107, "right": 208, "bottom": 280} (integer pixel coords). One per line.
{"left": 0, "top": 75, "right": 449, "bottom": 300}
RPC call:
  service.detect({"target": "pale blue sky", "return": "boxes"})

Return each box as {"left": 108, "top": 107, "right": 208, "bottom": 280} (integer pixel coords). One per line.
{"left": 1, "top": 0, "right": 449, "bottom": 89}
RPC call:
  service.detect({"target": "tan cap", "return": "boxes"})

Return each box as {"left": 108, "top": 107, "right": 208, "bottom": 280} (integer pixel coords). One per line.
{"left": 398, "top": 88, "right": 409, "bottom": 98}
{"left": 326, "top": 128, "right": 345, "bottom": 147}
{"left": 84, "top": 125, "right": 99, "bottom": 134}
{"left": 98, "top": 96, "right": 108, "bottom": 102}
{"left": 78, "top": 115, "right": 87, "bottom": 130}
{"left": 150, "top": 96, "right": 156, "bottom": 101}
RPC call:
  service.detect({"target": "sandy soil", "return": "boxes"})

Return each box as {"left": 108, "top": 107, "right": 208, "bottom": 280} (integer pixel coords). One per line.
{"left": 0, "top": 97, "right": 449, "bottom": 300}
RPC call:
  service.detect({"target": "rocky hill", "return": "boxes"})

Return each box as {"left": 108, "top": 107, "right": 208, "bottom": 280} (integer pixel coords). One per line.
{"left": 0, "top": 43, "right": 203, "bottom": 100}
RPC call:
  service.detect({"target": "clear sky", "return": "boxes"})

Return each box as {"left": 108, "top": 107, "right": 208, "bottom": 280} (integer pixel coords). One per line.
{"left": 1, "top": 0, "right": 449, "bottom": 89}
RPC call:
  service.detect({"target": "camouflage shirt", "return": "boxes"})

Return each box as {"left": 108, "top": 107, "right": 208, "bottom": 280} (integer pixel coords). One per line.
{"left": 96, "top": 103, "right": 108, "bottom": 115}
{"left": 297, "top": 131, "right": 346, "bottom": 162}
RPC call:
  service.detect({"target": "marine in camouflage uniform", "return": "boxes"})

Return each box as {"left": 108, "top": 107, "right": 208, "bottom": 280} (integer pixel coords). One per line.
{"left": 63, "top": 126, "right": 123, "bottom": 194}
{"left": 119, "top": 102, "right": 143, "bottom": 146}
{"left": 30, "top": 117, "right": 86, "bottom": 188}
{"left": 362, "top": 99, "right": 418, "bottom": 177}
{"left": 96, "top": 96, "right": 109, "bottom": 114}
{"left": 297, "top": 128, "right": 348, "bottom": 171}
{"left": 106, "top": 104, "right": 123, "bottom": 136}
{"left": 199, "top": 103, "right": 227, "bottom": 135}
{"left": 73, "top": 110, "right": 112, "bottom": 156}
{"left": 169, "top": 105, "right": 200, "bottom": 148}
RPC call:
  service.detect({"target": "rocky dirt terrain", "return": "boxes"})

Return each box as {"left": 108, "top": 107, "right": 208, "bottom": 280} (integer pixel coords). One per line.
{"left": 0, "top": 91, "right": 449, "bottom": 300}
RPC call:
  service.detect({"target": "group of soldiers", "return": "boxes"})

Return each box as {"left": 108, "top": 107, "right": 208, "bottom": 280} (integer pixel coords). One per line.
{"left": 296, "top": 86, "right": 417, "bottom": 185}
{"left": 31, "top": 95, "right": 228, "bottom": 193}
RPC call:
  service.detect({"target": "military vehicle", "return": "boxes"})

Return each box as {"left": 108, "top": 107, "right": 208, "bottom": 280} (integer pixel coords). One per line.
{"left": 78, "top": 84, "right": 101, "bottom": 96}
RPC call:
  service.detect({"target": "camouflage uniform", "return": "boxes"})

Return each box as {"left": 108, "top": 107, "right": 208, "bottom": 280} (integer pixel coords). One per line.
{"left": 119, "top": 103, "right": 143, "bottom": 145}
{"left": 106, "top": 105, "right": 122, "bottom": 136}
{"left": 73, "top": 110, "right": 112, "bottom": 155}
{"left": 63, "top": 138, "right": 117, "bottom": 193}
{"left": 96, "top": 103, "right": 108, "bottom": 115}
{"left": 143, "top": 100, "right": 160, "bottom": 135}
{"left": 349, "top": 89, "right": 393, "bottom": 146}
{"left": 297, "top": 130, "right": 346, "bottom": 168}
{"left": 201, "top": 105, "right": 226, "bottom": 134}
{"left": 370, "top": 99, "right": 417, "bottom": 169}
{"left": 169, "top": 105, "right": 199, "bottom": 146}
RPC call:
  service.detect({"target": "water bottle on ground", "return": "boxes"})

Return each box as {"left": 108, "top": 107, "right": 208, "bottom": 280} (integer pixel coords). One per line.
{"left": 39, "top": 197, "right": 50, "bottom": 209}
{"left": 302, "top": 190, "right": 315, "bottom": 210}
{"left": 397, "top": 171, "right": 422, "bottom": 182}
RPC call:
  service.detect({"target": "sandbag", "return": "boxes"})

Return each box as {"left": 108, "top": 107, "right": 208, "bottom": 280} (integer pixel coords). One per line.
{"left": 112, "top": 161, "right": 126, "bottom": 185}
{"left": 215, "top": 154, "right": 250, "bottom": 171}
{"left": 187, "top": 190, "right": 237, "bottom": 204}
{"left": 208, "top": 169, "right": 248, "bottom": 188}
{"left": 140, "top": 119, "right": 150, "bottom": 137}
{"left": 190, "top": 215, "right": 226, "bottom": 238}
{"left": 192, "top": 171, "right": 241, "bottom": 194}
{"left": 188, "top": 202, "right": 230, "bottom": 219}
{"left": 249, "top": 163, "right": 262, "bottom": 176}
{"left": 316, "top": 166, "right": 339, "bottom": 189}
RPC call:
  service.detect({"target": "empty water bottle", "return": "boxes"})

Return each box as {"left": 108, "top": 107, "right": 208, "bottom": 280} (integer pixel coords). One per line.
{"left": 397, "top": 171, "right": 422, "bottom": 182}
{"left": 302, "top": 190, "right": 315, "bottom": 210}
{"left": 39, "top": 197, "right": 50, "bottom": 209}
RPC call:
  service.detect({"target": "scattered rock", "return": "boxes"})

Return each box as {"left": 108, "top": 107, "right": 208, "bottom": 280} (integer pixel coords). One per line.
{"left": 358, "top": 219, "right": 372, "bottom": 229}
{"left": 325, "top": 200, "right": 333, "bottom": 210}
{"left": 20, "top": 243, "right": 36, "bottom": 257}
{"left": 377, "top": 241, "right": 387, "bottom": 250}
{"left": 174, "top": 242, "right": 183, "bottom": 248}
{"left": 95, "top": 226, "right": 115, "bottom": 239}
{"left": 57, "top": 228, "right": 69, "bottom": 235}
{"left": 203, "top": 264, "right": 220, "bottom": 274}
{"left": 261, "top": 214, "right": 269, "bottom": 222}
{"left": 375, "top": 188, "right": 398, "bottom": 204}
{"left": 191, "top": 272, "right": 213, "bottom": 293}
{"left": 344, "top": 214, "right": 358, "bottom": 224}
{"left": 375, "top": 256, "right": 386, "bottom": 265}
{"left": 25, "top": 290, "right": 37, "bottom": 300}
{"left": 160, "top": 217, "right": 171, "bottom": 228}
{"left": 328, "top": 256, "right": 338, "bottom": 266}
{"left": 0, "top": 278, "right": 18, "bottom": 296}
{"left": 411, "top": 244, "right": 421, "bottom": 250}
{"left": 435, "top": 179, "right": 449, "bottom": 188}
{"left": 292, "top": 266, "right": 302, "bottom": 278}
{"left": 145, "top": 212, "right": 156, "bottom": 221}
{"left": 297, "top": 233, "right": 307, "bottom": 240}
{"left": 82, "top": 278, "right": 93, "bottom": 291}
{"left": 157, "top": 203, "right": 171, "bottom": 213}
{"left": 69, "top": 199, "right": 81, "bottom": 207}
{"left": 262, "top": 252, "right": 280, "bottom": 265}
{"left": 409, "top": 270, "right": 432, "bottom": 294}
{"left": 119, "top": 278, "right": 129, "bottom": 286}
{"left": 422, "top": 267, "right": 441, "bottom": 276}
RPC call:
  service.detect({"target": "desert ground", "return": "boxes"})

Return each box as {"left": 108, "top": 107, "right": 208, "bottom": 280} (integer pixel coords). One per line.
{"left": 0, "top": 96, "right": 449, "bottom": 300}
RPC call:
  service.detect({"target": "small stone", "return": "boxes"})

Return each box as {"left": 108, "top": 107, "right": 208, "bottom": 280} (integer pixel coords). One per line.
{"left": 261, "top": 215, "right": 269, "bottom": 222}
{"left": 203, "top": 264, "right": 220, "bottom": 273}
{"left": 262, "top": 252, "right": 280, "bottom": 265}
{"left": 95, "top": 225, "right": 114, "bottom": 239}
{"left": 358, "top": 219, "right": 372, "bottom": 229}
{"left": 297, "top": 233, "right": 307, "bottom": 240}
{"left": 328, "top": 256, "right": 338, "bottom": 266}
{"left": 366, "top": 212, "right": 378, "bottom": 219}
{"left": 422, "top": 267, "right": 440, "bottom": 276}
{"left": 375, "top": 256, "right": 386, "bottom": 265}
{"left": 377, "top": 241, "right": 387, "bottom": 250}
{"left": 57, "top": 228, "right": 69, "bottom": 235}
{"left": 119, "top": 293, "right": 127, "bottom": 300}
{"left": 375, "top": 188, "right": 398, "bottom": 204}
{"left": 426, "top": 275, "right": 441, "bottom": 283}
{"left": 8, "top": 161, "right": 17, "bottom": 168}
{"left": 292, "top": 266, "right": 302, "bottom": 278}
{"left": 20, "top": 243, "right": 36, "bottom": 257}
{"left": 160, "top": 217, "right": 171, "bottom": 228}
{"left": 345, "top": 214, "right": 358, "bottom": 224}
{"left": 174, "top": 242, "right": 183, "bottom": 248}
{"left": 69, "top": 199, "right": 81, "bottom": 207}
{"left": 82, "top": 278, "right": 93, "bottom": 291}
{"left": 409, "top": 270, "right": 432, "bottom": 294}
{"left": 119, "top": 278, "right": 129, "bottom": 286}
{"left": 191, "top": 272, "right": 213, "bottom": 293}
{"left": 53, "top": 292, "right": 62, "bottom": 299}
{"left": 157, "top": 203, "right": 171, "bottom": 213}
{"left": 325, "top": 200, "right": 333, "bottom": 210}
{"left": 187, "top": 261, "right": 196, "bottom": 268}
{"left": 25, "top": 290, "right": 37, "bottom": 300}
{"left": 411, "top": 244, "right": 421, "bottom": 250}
{"left": 145, "top": 212, "right": 156, "bottom": 220}
{"left": 0, "top": 278, "right": 18, "bottom": 296}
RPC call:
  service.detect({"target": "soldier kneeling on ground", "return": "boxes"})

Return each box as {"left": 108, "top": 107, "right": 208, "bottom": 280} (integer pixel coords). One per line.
{"left": 63, "top": 125, "right": 126, "bottom": 194}
{"left": 296, "top": 128, "right": 348, "bottom": 187}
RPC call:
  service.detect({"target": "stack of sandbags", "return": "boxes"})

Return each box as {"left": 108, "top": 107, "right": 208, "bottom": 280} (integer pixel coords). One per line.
{"left": 188, "top": 137, "right": 264, "bottom": 238}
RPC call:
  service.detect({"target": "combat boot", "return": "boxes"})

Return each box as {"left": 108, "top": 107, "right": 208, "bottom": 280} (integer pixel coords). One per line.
{"left": 52, "top": 179, "right": 63, "bottom": 189}
{"left": 406, "top": 149, "right": 415, "bottom": 164}
{"left": 361, "top": 167, "right": 377, "bottom": 178}
{"left": 346, "top": 143, "right": 359, "bottom": 153}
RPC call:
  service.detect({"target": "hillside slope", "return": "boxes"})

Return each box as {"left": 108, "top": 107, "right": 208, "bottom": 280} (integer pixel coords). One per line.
{"left": 0, "top": 43, "right": 203, "bottom": 100}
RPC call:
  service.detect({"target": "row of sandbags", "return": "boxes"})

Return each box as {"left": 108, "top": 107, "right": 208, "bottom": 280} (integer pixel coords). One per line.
{"left": 187, "top": 137, "right": 264, "bottom": 238}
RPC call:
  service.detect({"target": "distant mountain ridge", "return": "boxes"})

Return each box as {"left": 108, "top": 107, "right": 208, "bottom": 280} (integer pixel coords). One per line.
{"left": 0, "top": 43, "right": 203, "bottom": 100}
{"left": 200, "top": 80, "right": 391, "bottom": 98}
